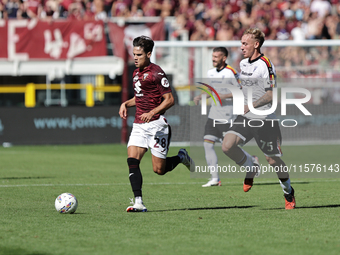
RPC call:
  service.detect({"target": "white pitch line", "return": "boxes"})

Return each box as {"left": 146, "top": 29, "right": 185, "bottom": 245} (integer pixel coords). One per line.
{"left": 0, "top": 179, "right": 339, "bottom": 188}
{"left": 0, "top": 182, "right": 202, "bottom": 188}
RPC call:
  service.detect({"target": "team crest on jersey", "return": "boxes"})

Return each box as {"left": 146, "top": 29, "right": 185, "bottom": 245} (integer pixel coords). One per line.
{"left": 133, "top": 75, "right": 139, "bottom": 82}
{"left": 143, "top": 73, "right": 149, "bottom": 81}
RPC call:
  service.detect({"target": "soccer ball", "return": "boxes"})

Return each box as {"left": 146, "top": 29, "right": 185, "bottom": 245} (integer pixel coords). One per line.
{"left": 55, "top": 193, "right": 78, "bottom": 214}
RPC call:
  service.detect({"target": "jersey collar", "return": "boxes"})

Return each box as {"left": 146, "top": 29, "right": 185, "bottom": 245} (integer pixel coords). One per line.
{"left": 248, "top": 54, "right": 264, "bottom": 64}
{"left": 216, "top": 64, "right": 227, "bottom": 72}
{"left": 139, "top": 63, "right": 153, "bottom": 73}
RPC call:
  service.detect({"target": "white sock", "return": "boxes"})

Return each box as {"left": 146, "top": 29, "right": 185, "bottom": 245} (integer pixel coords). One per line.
{"left": 279, "top": 179, "right": 292, "bottom": 195}
{"left": 204, "top": 141, "right": 219, "bottom": 180}
{"left": 135, "top": 196, "right": 143, "bottom": 204}
{"left": 239, "top": 148, "right": 253, "bottom": 167}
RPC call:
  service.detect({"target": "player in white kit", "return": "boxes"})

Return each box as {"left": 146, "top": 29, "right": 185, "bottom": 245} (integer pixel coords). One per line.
{"left": 194, "top": 47, "right": 240, "bottom": 187}
{"left": 221, "top": 28, "right": 295, "bottom": 210}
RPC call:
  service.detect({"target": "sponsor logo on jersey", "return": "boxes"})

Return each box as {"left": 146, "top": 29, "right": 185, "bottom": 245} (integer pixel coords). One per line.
{"left": 133, "top": 75, "right": 139, "bottom": 82}
{"left": 241, "top": 71, "right": 253, "bottom": 76}
{"left": 158, "top": 72, "right": 164, "bottom": 75}
{"left": 240, "top": 79, "right": 259, "bottom": 87}
{"left": 211, "top": 80, "right": 222, "bottom": 84}
{"left": 134, "top": 80, "right": 142, "bottom": 94}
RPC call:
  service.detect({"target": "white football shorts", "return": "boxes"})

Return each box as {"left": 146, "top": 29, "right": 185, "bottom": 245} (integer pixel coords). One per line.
{"left": 127, "top": 115, "right": 171, "bottom": 159}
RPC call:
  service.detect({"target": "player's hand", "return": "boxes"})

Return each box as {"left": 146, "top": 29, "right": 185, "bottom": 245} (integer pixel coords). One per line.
{"left": 139, "top": 111, "right": 155, "bottom": 123}
{"left": 244, "top": 105, "right": 250, "bottom": 114}
{"left": 119, "top": 104, "right": 128, "bottom": 119}
{"left": 193, "top": 96, "right": 201, "bottom": 105}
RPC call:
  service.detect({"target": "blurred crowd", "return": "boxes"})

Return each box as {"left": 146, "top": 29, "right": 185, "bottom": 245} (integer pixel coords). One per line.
{"left": 0, "top": 0, "right": 109, "bottom": 20}
{"left": 2, "top": 0, "right": 340, "bottom": 77}
{"left": 0, "top": 0, "right": 339, "bottom": 42}
{"left": 170, "top": 0, "right": 340, "bottom": 41}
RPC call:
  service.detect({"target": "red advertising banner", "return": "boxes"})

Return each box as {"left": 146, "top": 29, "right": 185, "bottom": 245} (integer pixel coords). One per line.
{"left": 107, "top": 20, "right": 165, "bottom": 60}
{"left": 0, "top": 19, "right": 107, "bottom": 60}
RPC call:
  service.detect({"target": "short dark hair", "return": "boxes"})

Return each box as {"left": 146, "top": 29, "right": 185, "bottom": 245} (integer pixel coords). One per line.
{"left": 133, "top": 36, "right": 154, "bottom": 54}
{"left": 213, "top": 47, "right": 228, "bottom": 58}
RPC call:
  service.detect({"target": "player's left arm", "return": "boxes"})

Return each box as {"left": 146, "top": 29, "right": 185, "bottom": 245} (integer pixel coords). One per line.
{"left": 244, "top": 62, "right": 274, "bottom": 114}
{"left": 139, "top": 92, "right": 175, "bottom": 123}
{"left": 220, "top": 71, "right": 241, "bottom": 100}
{"left": 219, "top": 93, "right": 233, "bottom": 100}
{"left": 253, "top": 90, "right": 273, "bottom": 108}
{"left": 244, "top": 90, "right": 273, "bottom": 114}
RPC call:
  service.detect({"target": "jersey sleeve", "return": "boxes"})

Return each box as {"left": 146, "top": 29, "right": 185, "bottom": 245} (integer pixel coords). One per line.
{"left": 153, "top": 68, "right": 172, "bottom": 95}
{"left": 226, "top": 65, "right": 241, "bottom": 89}
{"left": 260, "top": 56, "right": 276, "bottom": 91}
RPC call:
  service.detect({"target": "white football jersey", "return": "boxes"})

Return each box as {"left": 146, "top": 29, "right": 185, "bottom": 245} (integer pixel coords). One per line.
{"left": 239, "top": 54, "right": 276, "bottom": 119}
{"left": 206, "top": 65, "right": 241, "bottom": 120}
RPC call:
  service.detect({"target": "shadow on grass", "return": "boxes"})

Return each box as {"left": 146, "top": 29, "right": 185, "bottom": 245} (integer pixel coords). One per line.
{"left": 255, "top": 181, "right": 310, "bottom": 186}
{"left": 224, "top": 181, "right": 310, "bottom": 187}
{"left": 0, "top": 246, "right": 49, "bottom": 255}
{"left": 151, "top": 205, "right": 257, "bottom": 212}
{"left": 262, "top": 204, "right": 340, "bottom": 210}
{"left": 0, "top": 177, "right": 53, "bottom": 180}
{"left": 297, "top": 204, "right": 340, "bottom": 209}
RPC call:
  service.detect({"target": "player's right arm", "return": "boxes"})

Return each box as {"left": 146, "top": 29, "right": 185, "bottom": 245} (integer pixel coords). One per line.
{"left": 194, "top": 92, "right": 211, "bottom": 105}
{"left": 194, "top": 73, "right": 213, "bottom": 105}
{"left": 119, "top": 97, "right": 136, "bottom": 119}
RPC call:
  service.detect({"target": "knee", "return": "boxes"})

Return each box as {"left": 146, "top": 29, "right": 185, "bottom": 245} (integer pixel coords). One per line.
{"left": 266, "top": 156, "right": 282, "bottom": 166}
{"left": 222, "top": 142, "right": 232, "bottom": 155}
{"left": 266, "top": 156, "right": 276, "bottom": 165}
{"left": 153, "top": 167, "right": 165, "bottom": 175}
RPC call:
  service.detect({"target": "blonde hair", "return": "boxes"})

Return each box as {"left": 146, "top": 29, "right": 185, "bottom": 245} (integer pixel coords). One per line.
{"left": 243, "top": 28, "right": 265, "bottom": 48}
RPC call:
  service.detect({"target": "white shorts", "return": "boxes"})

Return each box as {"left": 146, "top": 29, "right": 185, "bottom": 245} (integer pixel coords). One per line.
{"left": 127, "top": 115, "right": 171, "bottom": 159}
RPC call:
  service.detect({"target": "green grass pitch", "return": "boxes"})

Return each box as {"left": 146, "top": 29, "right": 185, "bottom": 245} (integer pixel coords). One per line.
{"left": 0, "top": 144, "right": 340, "bottom": 255}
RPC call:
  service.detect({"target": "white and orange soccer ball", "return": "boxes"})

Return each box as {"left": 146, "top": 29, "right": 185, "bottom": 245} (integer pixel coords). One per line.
{"left": 55, "top": 193, "right": 78, "bottom": 214}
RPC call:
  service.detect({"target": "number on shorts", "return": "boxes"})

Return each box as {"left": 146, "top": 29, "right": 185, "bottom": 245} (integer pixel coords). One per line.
{"left": 260, "top": 140, "right": 273, "bottom": 152}
{"left": 154, "top": 137, "right": 167, "bottom": 148}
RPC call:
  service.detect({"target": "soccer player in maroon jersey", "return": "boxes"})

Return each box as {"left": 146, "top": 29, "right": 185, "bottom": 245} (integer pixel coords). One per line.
{"left": 119, "top": 36, "right": 194, "bottom": 212}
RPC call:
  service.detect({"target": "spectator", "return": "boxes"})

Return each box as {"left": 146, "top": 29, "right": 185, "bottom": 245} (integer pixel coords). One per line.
{"left": 215, "top": 21, "right": 233, "bottom": 41}
{"left": 23, "top": 0, "right": 43, "bottom": 19}
{"left": 276, "top": 19, "right": 290, "bottom": 40}
{"left": 291, "top": 21, "right": 306, "bottom": 41}
{"left": 41, "top": 0, "right": 60, "bottom": 20}
{"left": 4, "top": 0, "right": 21, "bottom": 18}
{"left": 306, "top": 11, "right": 323, "bottom": 39}
{"left": 0, "top": 1, "right": 8, "bottom": 19}
{"left": 111, "top": 0, "right": 129, "bottom": 17}
{"left": 310, "top": 0, "right": 331, "bottom": 18}
{"left": 93, "top": 0, "right": 107, "bottom": 20}
{"left": 161, "top": 0, "right": 175, "bottom": 17}
{"left": 190, "top": 19, "right": 214, "bottom": 41}
{"left": 83, "top": 0, "right": 95, "bottom": 20}
{"left": 67, "top": 1, "right": 84, "bottom": 20}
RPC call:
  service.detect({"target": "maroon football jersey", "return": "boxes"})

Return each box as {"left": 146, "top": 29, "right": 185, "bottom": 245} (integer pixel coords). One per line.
{"left": 132, "top": 63, "right": 172, "bottom": 123}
